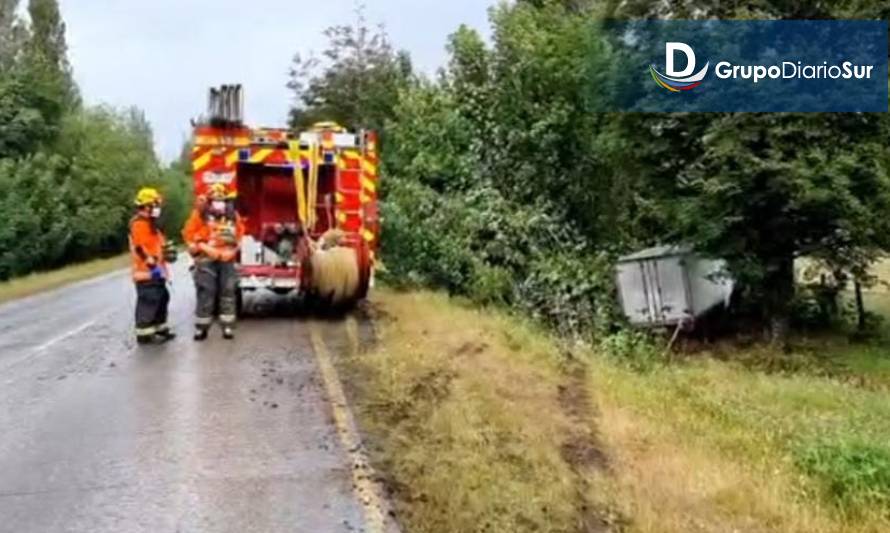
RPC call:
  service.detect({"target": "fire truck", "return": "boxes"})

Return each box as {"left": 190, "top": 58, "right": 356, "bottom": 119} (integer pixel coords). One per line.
{"left": 190, "top": 85, "right": 380, "bottom": 309}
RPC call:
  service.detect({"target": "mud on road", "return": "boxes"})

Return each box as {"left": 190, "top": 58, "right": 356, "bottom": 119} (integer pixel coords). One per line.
{"left": 0, "top": 263, "right": 396, "bottom": 533}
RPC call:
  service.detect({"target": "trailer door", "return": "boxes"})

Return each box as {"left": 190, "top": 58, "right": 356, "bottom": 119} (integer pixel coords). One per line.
{"left": 652, "top": 256, "right": 690, "bottom": 325}
{"left": 617, "top": 261, "right": 654, "bottom": 326}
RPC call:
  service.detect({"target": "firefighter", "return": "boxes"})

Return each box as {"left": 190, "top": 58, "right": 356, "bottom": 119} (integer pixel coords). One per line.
{"left": 130, "top": 187, "right": 178, "bottom": 344}
{"left": 182, "top": 183, "right": 245, "bottom": 341}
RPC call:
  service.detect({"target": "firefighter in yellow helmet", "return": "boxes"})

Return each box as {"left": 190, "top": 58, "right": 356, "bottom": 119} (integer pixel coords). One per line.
{"left": 182, "top": 183, "right": 245, "bottom": 340}
{"left": 130, "top": 187, "right": 178, "bottom": 344}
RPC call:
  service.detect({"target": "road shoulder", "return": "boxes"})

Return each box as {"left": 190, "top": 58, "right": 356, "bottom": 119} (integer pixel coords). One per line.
{"left": 0, "top": 255, "right": 128, "bottom": 305}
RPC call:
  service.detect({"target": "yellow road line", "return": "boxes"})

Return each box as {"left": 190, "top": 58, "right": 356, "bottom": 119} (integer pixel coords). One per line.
{"left": 308, "top": 323, "right": 395, "bottom": 533}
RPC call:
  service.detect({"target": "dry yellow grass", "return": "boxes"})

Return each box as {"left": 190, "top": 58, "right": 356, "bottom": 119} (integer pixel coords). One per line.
{"left": 0, "top": 255, "right": 127, "bottom": 304}
{"left": 341, "top": 289, "right": 598, "bottom": 533}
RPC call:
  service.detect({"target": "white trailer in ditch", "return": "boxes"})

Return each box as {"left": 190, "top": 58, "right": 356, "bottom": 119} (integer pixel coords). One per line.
{"left": 616, "top": 245, "right": 735, "bottom": 328}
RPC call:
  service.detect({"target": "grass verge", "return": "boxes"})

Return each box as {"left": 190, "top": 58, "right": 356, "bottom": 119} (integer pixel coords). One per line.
{"left": 344, "top": 288, "right": 890, "bottom": 533}
{"left": 0, "top": 255, "right": 128, "bottom": 304}
{"left": 588, "top": 347, "right": 890, "bottom": 532}
{"left": 341, "top": 288, "right": 611, "bottom": 532}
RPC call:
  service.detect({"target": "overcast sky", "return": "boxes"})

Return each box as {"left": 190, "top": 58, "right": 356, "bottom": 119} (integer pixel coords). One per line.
{"left": 58, "top": 1, "right": 493, "bottom": 162}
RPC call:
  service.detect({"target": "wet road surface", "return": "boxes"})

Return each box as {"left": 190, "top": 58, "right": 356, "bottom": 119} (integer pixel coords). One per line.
{"left": 0, "top": 263, "right": 390, "bottom": 532}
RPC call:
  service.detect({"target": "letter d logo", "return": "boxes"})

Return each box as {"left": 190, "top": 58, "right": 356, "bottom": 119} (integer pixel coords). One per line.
{"left": 666, "top": 43, "right": 697, "bottom": 77}
{"left": 650, "top": 42, "right": 710, "bottom": 92}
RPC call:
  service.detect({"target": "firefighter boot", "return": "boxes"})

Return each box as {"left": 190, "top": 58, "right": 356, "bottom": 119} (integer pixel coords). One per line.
{"left": 156, "top": 325, "right": 176, "bottom": 343}
{"left": 136, "top": 333, "right": 156, "bottom": 345}
{"left": 194, "top": 327, "right": 209, "bottom": 342}
{"left": 157, "top": 331, "right": 177, "bottom": 343}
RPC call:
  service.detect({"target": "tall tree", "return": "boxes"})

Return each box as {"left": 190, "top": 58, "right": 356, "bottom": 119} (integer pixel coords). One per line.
{"left": 26, "top": 0, "right": 77, "bottom": 105}
{"left": 287, "top": 4, "right": 412, "bottom": 131}
{"left": 0, "top": 0, "right": 24, "bottom": 70}
{"left": 668, "top": 114, "right": 890, "bottom": 341}
{"left": 0, "top": 0, "right": 77, "bottom": 157}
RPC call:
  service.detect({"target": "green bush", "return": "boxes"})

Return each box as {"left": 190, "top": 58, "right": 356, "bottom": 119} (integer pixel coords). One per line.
{"left": 469, "top": 263, "right": 514, "bottom": 306}
{"left": 381, "top": 174, "right": 622, "bottom": 338}
{"left": 598, "top": 329, "right": 664, "bottom": 372}
{"left": 795, "top": 438, "right": 890, "bottom": 516}
{"left": 379, "top": 178, "right": 474, "bottom": 291}
{"left": 516, "top": 251, "right": 618, "bottom": 338}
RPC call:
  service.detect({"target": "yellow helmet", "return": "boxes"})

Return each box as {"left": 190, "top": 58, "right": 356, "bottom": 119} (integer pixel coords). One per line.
{"left": 134, "top": 187, "right": 162, "bottom": 207}
{"left": 311, "top": 121, "right": 345, "bottom": 132}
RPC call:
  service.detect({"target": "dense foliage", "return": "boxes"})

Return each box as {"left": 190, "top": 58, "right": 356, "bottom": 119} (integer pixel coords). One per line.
{"left": 290, "top": 0, "right": 890, "bottom": 341}
{"left": 0, "top": 0, "right": 189, "bottom": 280}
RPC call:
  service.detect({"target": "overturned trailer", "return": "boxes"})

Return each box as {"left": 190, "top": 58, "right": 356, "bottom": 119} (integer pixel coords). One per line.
{"left": 616, "top": 246, "right": 734, "bottom": 328}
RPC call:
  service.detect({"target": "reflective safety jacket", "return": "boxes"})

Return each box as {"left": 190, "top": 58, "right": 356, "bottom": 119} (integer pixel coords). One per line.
{"left": 129, "top": 215, "right": 167, "bottom": 282}
{"left": 182, "top": 209, "right": 245, "bottom": 262}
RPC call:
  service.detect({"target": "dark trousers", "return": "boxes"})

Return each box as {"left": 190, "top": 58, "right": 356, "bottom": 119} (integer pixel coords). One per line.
{"left": 135, "top": 280, "right": 170, "bottom": 339}
{"left": 194, "top": 260, "right": 238, "bottom": 329}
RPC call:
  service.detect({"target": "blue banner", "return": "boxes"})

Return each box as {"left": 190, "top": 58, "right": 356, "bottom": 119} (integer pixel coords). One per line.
{"left": 590, "top": 21, "right": 888, "bottom": 112}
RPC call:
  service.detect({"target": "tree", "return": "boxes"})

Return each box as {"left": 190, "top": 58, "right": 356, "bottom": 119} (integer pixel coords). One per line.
{"left": 287, "top": 4, "right": 412, "bottom": 131}
{"left": 666, "top": 114, "right": 890, "bottom": 341}
{"left": 26, "top": 0, "right": 78, "bottom": 106}
{"left": 597, "top": 0, "right": 837, "bottom": 19}
{"left": 0, "top": 0, "right": 76, "bottom": 158}
{"left": 480, "top": 1, "right": 622, "bottom": 241}
{"left": 0, "top": 0, "right": 25, "bottom": 70}
{"left": 156, "top": 141, "right": 197, "bottom": 238}
{"left": 380, "top": 1, "right": 624, "bottom": 337}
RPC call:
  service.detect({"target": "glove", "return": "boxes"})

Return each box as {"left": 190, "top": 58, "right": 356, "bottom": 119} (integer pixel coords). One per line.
{"left": 150, "top": 265, "right": 165, "bottom": 281}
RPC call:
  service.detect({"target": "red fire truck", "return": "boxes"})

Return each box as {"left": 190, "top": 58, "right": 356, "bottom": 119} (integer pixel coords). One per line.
{"left": 190, "top": 85, "right": 380, "bottom": 308}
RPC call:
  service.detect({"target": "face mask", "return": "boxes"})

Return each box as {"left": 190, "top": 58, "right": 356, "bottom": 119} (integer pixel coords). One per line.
{"left": 151, "top": 207, "right": 162, "bottom": 219}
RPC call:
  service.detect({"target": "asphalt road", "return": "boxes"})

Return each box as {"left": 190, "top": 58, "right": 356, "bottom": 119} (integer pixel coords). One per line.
{"left": 0, "top": 263, "right": 391, "bottom": 533}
